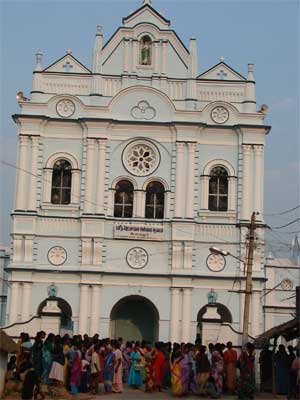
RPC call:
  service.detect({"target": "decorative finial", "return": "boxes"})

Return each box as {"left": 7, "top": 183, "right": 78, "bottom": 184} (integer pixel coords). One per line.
{"left": 247, "top": 63, "right": 254, "bottom": 81}
{"left": 66, "top": 49, "right": 72, "bottom": 54}
{"left": 219, "top": 56, "right": 225, "bottom": 62}
{"left": 96, "top": 25, "right": 103, "bottom": 35}
{"left": 142, "top": 0, "right": 152, "bottom": 5}
{"left": 35, "top": 49, "right": 43, "bottom": 71}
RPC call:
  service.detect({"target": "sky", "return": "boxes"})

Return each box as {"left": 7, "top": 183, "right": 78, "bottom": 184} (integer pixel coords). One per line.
{"left": 0, "top": 0, "right": 299, "bottom": 256}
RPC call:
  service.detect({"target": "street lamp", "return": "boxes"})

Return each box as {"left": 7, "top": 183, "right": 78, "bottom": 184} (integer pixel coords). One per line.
{"left": 209, "top": 246, "right": 246, "bottom": 269}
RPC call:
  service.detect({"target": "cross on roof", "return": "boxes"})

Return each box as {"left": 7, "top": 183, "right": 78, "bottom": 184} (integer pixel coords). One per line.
{"left": 217, "top": 69, "right": 227, "bottom": 80}
{"left": 63, "top": 61, "right": 73, "bottom": 73}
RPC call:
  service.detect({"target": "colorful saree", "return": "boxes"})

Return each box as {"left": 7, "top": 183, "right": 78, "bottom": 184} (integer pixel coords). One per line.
{"left": 171, "top": 357, "right": 183, "bottom": 396}
{"left": 103, "top": 351, "right": 115, "bottom": 392}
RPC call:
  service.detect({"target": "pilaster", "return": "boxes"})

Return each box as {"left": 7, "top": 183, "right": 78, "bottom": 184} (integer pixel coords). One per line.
{"left": 253, "top": 145, "right": 264, "bottom": 218}
{"left": 181, "top": 288, "right": 192, "bottom": 342}
{"left": 90, "top": 285, "right": 101, "bottom": 335}
{"left": 84, "top": 138, "right": 96, "bottom": 214}
{"left": 185, "top": 142, "right": 196, "bottom": 218}
{"left": 78, "top": 285, "right": 89, "bottom": 334}
{"left": 21, "top": 283, "right": 32, "bottom": 321}
{"left": 24, "top": 236, "right": 34, "bottom": 262}
{"left": 228, "top": 177, "right": 237, "bottom": 211}
{"left": 9, "top": 282, "right": 20, "bottom": 323}
{"left": 200, "top": 176, "right": 209, "bottom": 210}
{"left": 170, "top": 288, "right": 181, "bottom": 343}
{"left": 15, "top": 136, "right": 29, "bottom": 210}
{"left": 71, "top": 170, "right": 81, "bottom": 204}
{"left": 13, "top": 235, "right": 23, "bottom": 262}
{"left": 241, "top": 144, "right": 252, "bottom": 220}
{"left": 28, "top": 136, "right": 39, "bottom": 211}
{"left": 82, "top": 238, "right": 92, "bottom": 265}
{"left": 174, "top": 142, "right": 185, "bottom": 218}
{"left": 123, "top": 38, "right": 129, "bottom": 73}
{"left": 95, "top": 139, "right": 106, "bottom": 214}
{"left": 93, "top": 239, "right": 102, "bottom": 266}
{"left": 183, "top": 242, "right": 193, "bottom": 269}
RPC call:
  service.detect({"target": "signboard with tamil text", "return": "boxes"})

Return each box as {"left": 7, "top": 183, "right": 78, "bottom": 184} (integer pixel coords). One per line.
{"left": 114, "top": 222, "right": 165, "bottom": 241}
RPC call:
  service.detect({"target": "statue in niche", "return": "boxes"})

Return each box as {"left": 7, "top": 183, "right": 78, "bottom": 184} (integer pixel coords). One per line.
{"left": 47, "top": 283, "right": 58, "bottom": 298}
{"left": 207, "top": 289, "right": 217, "bottom": 304}
{"left": 140, "top": 36, "right": 152, "bottom": 65}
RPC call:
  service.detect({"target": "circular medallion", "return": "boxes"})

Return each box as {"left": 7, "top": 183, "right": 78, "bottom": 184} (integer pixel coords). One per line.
{"left": 123, "top": 140, "right": 160, "bottom": 177}
{"left": 206, "top": 253, "right": 226, "bottom": 272}
{"left": 211, "top": 106, "right": 229, "bottom": 124}
{"left": 56, "top": 99, "right": 75, "bottom": 118}
{"left": 48, "top": 246, "right": 67, "bottom": 266}
{"left": 280, "top": 278, "right": 293, "bottom": 290}
{"left": 126, "top": 247, "right": 149, "bottom": 269}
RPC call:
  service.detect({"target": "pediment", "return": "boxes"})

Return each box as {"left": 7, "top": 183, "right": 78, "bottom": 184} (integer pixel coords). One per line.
{"left": 43, "top": 54, "right": 91, "bottom": 74}
{"left": 198, "top": 62, "right": 246, "bottom": 81}
{"left": 123, "top": 4, "right": 170, "bottom": 29}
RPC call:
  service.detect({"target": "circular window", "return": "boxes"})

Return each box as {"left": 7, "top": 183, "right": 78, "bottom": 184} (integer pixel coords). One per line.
{"left": 280, "top": 279, "right": 293, "bottom": 290}
{"left": 123, "top": 140, "right": 160, "bottom": 177}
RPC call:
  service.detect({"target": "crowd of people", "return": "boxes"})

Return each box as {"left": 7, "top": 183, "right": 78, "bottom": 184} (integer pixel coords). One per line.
{"left": 3, "top": 331, "right": 300, "bottom": 400}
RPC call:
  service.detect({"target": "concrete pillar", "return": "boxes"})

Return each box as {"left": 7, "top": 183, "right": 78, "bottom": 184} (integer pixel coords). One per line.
{"left": 186, "top": 142, "right": 196, "bottom": 218}
{"left": 153, "top": 41, "right": 160, "bottom": 74}
{"left": 241, "top": 144, "right": 252, "bottom": 220}
{"left": 9, "top": 282, "right": 20, "bottom": 323}
{"left": 170, "top": 288, "right": 181, "bottom": 343}
{"left": 21, "top": 283, "right": 32, "bottom": 321}
{"left": 28, "top": 136, "right": 39, "bottom": 211}
{"left": 174, "top": 142, "right": 185, "bottom": 218}
{"left": 239, "top": 292, "right": 245, "bottom": 333}
{"left": 253, "top": 145, "right": 264, "bottom": 218}
{"left": 90, "top": 285, "right": 101, "bottom": 336}
{"left": 96, "top": 139, "right": 106, "bottom": 214}
{"left": 182, "top": 288, "right": 192, "bottom": 342}
{"left": 15, "top": 136, "right": 29, "bottom": 210}
{"left": 78, "top": 285, "right": 89, "bottom": 334}
{"left": 84, "top": 139, "right": 96, "bottom": 213}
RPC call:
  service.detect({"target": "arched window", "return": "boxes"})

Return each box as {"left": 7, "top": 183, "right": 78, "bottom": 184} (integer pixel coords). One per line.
{"left": 114, "top": 180, "right": 134, "bottom": 218}
{"left": 208, "top": 166, "right": 228, "bottom": 211}
{"left": 145, "top": 181, "right": 164, "bottom": 219}
{"left": 140, "top": 35, "right": 152, "bottom": 65}
{"left": 51, "top": 159, "right": 72, "bottom": 204}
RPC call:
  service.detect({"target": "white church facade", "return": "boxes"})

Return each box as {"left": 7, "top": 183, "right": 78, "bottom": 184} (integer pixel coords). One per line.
{"left": 6, "top": 1, "right": 271, "bottom": 344}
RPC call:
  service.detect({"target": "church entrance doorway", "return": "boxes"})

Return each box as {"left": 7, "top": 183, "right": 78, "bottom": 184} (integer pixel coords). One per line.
{"left": 37, "top": 297, "right": 73, "bottom": 335}
{"left": 197, "top": 303, "right": 233, "bottom": 345}
{"left": 110, "top": 295, "right": 159, "bottom": 343}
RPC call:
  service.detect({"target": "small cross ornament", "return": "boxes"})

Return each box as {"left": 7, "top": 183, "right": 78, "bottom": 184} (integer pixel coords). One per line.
{"left": 63, "top": 61, "right": 73, "bottom": 72}
{"left": 217, "top": 69, "right": 227, "bottom": 80}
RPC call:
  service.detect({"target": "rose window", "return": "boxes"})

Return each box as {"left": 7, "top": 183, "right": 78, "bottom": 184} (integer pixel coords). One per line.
{"left": 123, "top": 140, "right": 160, "bottom": 176}
{"left": 280, "top": 278, "right": 293, "bottom": 290}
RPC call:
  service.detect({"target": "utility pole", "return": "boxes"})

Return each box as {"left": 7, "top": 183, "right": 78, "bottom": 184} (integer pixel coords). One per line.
{"left": 242, "top": 211, "right": 256, "bottom": 345}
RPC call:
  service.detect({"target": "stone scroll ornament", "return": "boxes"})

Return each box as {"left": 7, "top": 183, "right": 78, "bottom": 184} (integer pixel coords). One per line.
{"left": 131, "top": 100, "right": 156, "bottom": 120}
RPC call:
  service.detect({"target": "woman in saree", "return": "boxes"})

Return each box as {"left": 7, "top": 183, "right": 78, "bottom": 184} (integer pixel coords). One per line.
{"left": 112, "top": 341, "right": 123, "bottom": 393}
{"left": 128, "top": 342, "right": 143, "bottom": 388}
{"left": 32, "top": 332, "right": 44, "bottom": 378}
{"left": 224, "top": 341, "right": 237, "bottom": 393}
{"left": 122, "top": 342, "right": 132, "bottom": 383}
{"left": 211, "top": 343, "right": 224, "bottom": 395}
{"left": 180, "top": 344, "right": 190, "bottom": 395}
{"left": 103, "top": 344, "right": 115, "bottom": 393}
{"left": 153, "top": 342, "right": 166, "bottom": 391}
{"left": 145, "top": 345, "right": 155, "bottom": 392}
{"left": 42, "top": 333, "right": 54, "bottom": 384}
{"left": 70, "top": 341, "right": 82, "bottom": 395}
{"left": 237, "top": 342, "right": 255, "bottom": 399}
{"left": 171, "top": 350, "right": 184, "bottom": 396}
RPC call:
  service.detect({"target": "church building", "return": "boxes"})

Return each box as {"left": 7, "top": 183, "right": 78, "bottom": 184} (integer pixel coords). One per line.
{"left": 6, "top": 0, "right": 271, "bottom": 344}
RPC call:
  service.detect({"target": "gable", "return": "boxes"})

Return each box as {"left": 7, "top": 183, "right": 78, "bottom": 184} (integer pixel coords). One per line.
{"left": 198, "top": 62, "right": 246, "bottom": 81}
{"left": 44, "top": 54, "right": 91, "bottom": 74}
{"left": 123, "top": 4, "right": 170, "bottom": 29}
